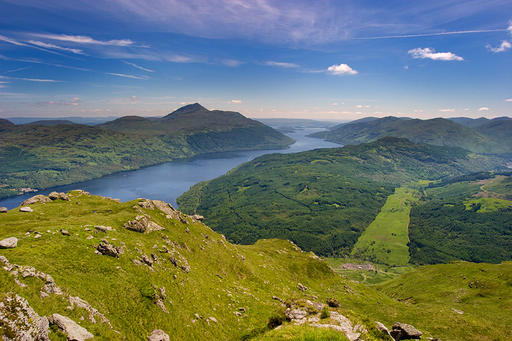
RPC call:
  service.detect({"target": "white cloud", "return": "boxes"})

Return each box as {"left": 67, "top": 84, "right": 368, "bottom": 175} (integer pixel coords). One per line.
{"left": 264, "top": 61, "right": 299, "bottom": 68}
{"left": 439, "top": 108, "right": 455, "bottom": 112}
{"left": 70, "top": 97, "right": 80, "bottom": 106}
{"left": 478, "top": 107, "right": 489, "bottom": 111}
{"left": 166, "top": 55, "right": 194, "bottom": 63}
{"left": 106, "top": 72, "right": 149, "bottom": 80}
{"left": 33, "top": 33, "right": 133, "bottom": 46}
{"left": 355, "top": 104, "right": 370, "bottom": 109}
{"left": 327, "top": 64, "right": 358, "bottom": 75}
{"left": 0, "top": 75, "right": 60, "bottom": 83}
{"left": 506, "top": 98, "right": 512, "bottom": 102}
{"left": 27, "top": 40, "right": 85, "bottom": 54}
{"left": 486, "top": 40, "right": 511, "bottom": 53}
{"left": 509, "top": 20, "right": 512, "bottom": 35}
{"left": 231, "top": 99, "right": 242, "bottom": 104}
{"left": 222, "top": 59, "right": 244, "bottom": 67}
{"left": 123, "top": 61, "right": 154, "bottom": 72}
{"left": 408, "top": 47, "right": 463, "bottom": 61}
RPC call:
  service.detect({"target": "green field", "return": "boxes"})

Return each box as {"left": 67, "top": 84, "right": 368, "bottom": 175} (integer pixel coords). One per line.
{"left": 351, "top": 188, "right": 419, "bottom": 266}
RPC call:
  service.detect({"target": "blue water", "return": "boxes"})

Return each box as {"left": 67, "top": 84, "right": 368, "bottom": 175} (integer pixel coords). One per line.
{"left": 0, "top": 128, "right": 339, "bottom": 209}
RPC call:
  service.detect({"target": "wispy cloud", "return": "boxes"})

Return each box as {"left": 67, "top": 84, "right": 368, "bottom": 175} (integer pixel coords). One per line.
{"left": 486, "top": 40, "right": 511, "bottom": 53}
{"left": 264, "top": 61, "right": 299, "bottom": 68}
{"left": 106, "top": 72, "right": 149, "bottom": 80}
{"left": 7, "top": 66, "right": 31, "bottom": 73}
{"left": 506, "top": 98, "right": 512, "bottom": 102}
{"left": 27, "top": 40, "right": 85, "bottom": 55}
{"left": 231, "top": 99, "right": 242, "bottom": 104}
{"left": 165, "top": 55, "right": 194, "bottom": 63}
{"left": 439, "top": 108, "right": 455, "bottom": 112}
{"left": 0, "top": 54, "right": 90, "bottom": 71}
{"left": 408, "top": 48, "right": 463, "bottom": 61}
{"left": 32, "top": 33, "right": 133, "bottom": 46}
{"left": 0, "top": 34, "right": 28, "bottom": 46}
{"left": 479, "top": 107, "right": 489, "bottom": 111}
{"left": 327, "top": 64, "right": 358, "bottom": 75}
{"left": 0, "top": 75, "right": 61, "bottom": 83}
{"left": 222, "top": 59, "right": 244, "bottom": 67}
{"left": 123, "top": 61, "right": 154, "bottom": 72}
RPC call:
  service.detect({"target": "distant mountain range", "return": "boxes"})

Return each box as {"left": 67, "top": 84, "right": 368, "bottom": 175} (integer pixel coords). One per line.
{"left": 0, "top": 104, "right": 293, "bottom": 200}
{"left": 311, "top": 116, "right": 512, "bottom": 154}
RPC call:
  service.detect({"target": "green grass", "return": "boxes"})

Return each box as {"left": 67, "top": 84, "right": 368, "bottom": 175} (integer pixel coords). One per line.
{"left": 464, "top": 197, "right": 512, "bottom": 213}
{"left": 351, "top": 188, "right": 419, "bottom": 266}
{"left": 256, "top": 324, "right": 349, "bottom": 340}
{"left": 1, "top": 192, "right": 512, "bottom": 340}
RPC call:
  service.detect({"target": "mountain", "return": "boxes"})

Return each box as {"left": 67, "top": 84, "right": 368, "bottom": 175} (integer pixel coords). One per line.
{"left": 0, "top": 104, "right": 293, "bottom": 200}
{"left": 310, "top": 116, "right": 507, "bottom": 154}
{"left": 25, "top": 119, "right": 75, "bottom": 126}
{"left": 448, "top": 117, "right": 491, "bottom": 128}
{"left": 474, "top": 117, "right": 512, "bottom": 152}
{"left": 327, "top": 116, "right": 381, "bottom": 130}
{"left": 1, "top": 191, "right": 511, "bottom": 340}
{"left": 178, "top": 138, "right": 507, "bottom": 257}
{"left": 0, "top": 118, "right": 14, "bottom": 131}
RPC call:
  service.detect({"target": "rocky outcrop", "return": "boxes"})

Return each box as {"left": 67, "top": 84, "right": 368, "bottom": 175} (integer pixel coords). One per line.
{"left": 326, "top": 297, "right": 340, "bottom": 308}
{"left": 0, "top": 207, "right": 7, "bottom": 213}
{"left": 19, "top": 207, "right": 33, "bottom": 213}
{"left": 0, "top": 293, "right": 50, "bottom": 341}
{"left": 49, "top": 314, "right": 94, "bottom": 341}
{"left": 390, "top": 322, "right": 422, "bottom": 340}
{"left": 67, "top": 296, "right": 110, "bottom": 325}
{"left": 124, "top": 215, "right": 165, "bottom": 233}
{"left": 148, "top": 329, "right": 170, "bottom": 341}
{"left": 192, "top": 214, "right": 204, "bottom": 221}
{"left": 96, "top": 240, "right": 123, "bottom": 258}
{"left": 48, "top": 192, "right": 70, "bottom": 201}
{"left": 21, "top": 195, "right": 51, "bottom": 206}
{"left": 0, "top": 237, "right": 18, "bottom": 249}
{"left": 297, "top": 283, "right": 308, "bottom": 291}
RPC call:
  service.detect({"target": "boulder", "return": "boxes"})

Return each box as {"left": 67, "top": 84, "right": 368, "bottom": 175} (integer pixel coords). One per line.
{"left": 148, "top": 329, "right": 170, "bottom": 341}
{"left": 60, "top": 229, "right": 70, "bottom": 236}
{"left": 96, "top": 240, "right": 122, "bottom": 258}
{"left": 0, "top": 293, "right": 50, "bottom": 340}
{"left": 376, "top": 321, "right": 393, "bottom": 339}
{"left": 21, "top": 195, "right": 51, "bottom": 206}
{"left": 0, "top": 237, "right": 18, "bottom": 249}
{"left": 192, "top": 214, "right": 204, "bottom": 221}
{"left": 390, "top": 322, "right": 422, "bottom": 340}
{"left": 297, "top": 283, "right": 308, "bottom": 291}
{"left": 0, "top": 207, "right": 7, "bottom": 213}
{"left": 124, "top": 215, "right": 164, "bottom": 233}
{"left": 285, "top": 308, "right": 307, "bottom": 322}
{"left": 19, "top": 206, "right": 33, "bottom": 212}
{"left": 94, "top": 225, "right": 113, "bottom": 232}
{"left": 326, "top": 297, "right": 340, "bottom": 307}
{"left": 48, "top": 191, "right": 70, "bottom": 201}
{"left": 49, "top": 314, "right": 93, "bottom": 341}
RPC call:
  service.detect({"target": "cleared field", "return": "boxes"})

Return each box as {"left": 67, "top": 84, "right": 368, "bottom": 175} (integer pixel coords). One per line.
{"left": 351, "top": 187, "right": 419, "bottom": 266}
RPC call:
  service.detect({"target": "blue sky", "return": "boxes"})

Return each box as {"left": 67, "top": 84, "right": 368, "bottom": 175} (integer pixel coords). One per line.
{"left": 0, "top": 0, "right": 511, "bottom": 120}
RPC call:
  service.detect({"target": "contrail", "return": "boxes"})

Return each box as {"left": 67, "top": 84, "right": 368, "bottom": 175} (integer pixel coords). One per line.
{"left": 353, "top": 29, "right": 507, "bottom": 40}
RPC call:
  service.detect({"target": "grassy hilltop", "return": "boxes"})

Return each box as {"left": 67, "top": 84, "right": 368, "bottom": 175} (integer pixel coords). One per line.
{"left": 0, "top": 104, "right": 293, "bottom": 200}
{"left": 1, "top": 191, "right": 512, "bottom": 340}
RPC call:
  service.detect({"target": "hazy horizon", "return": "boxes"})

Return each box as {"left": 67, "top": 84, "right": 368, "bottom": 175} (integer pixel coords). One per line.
{"left": 1, "top": 1, "right": 511, "bottom": 120}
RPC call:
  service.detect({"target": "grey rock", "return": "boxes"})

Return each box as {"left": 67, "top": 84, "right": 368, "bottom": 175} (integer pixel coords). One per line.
{"left": 48, "top": 192, "right": 70, "bottom": 201}
{"left": 192, "top": 214, "right": 204, "bottom": 221}
{"left": 0, "top": 207, "right": 7, "bottom": 213}
{"left": 124, "top": 215, "right": 164, "bottom": 233}
{"left": 49, "top": 313, "right": 93, "bottom": 341}
{"left": 21, "top": 195, "right": 51, "bottom": 206}
{"left": 148, "top": 329, "right": 170, "bottom": 341}
{"left": 326, "top": 297, "right": 340, "bottom": 307}
{"left": 96, "top": 240, "right": 121, "bottom": 258}
{"left": 94, "top": 225, "right": 113, "bottom": 232}
{"left": 297, "top": 283, "right": 308, "bottom": 291}
{"left": 390, "top": 322, "right": 422, "bottom": 340}
{"left": 376, "top": 321, "right": 393, "bottom": 339}
{"left": 0, "top": 237, "right": 18, "bottom": 249}
{"left": 19, "top": 206, "right": 33, "bottom": 212}
{"left": 0, "top": 293, "right": 50, "bottom": 341}
{"left": 60, "top": 229, "right": 70, "bottom": 236}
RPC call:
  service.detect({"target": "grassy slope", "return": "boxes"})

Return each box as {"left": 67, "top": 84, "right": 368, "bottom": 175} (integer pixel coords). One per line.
{"left": 351, "top": 188, "right": 419, "bottom": 266}
{"left": 178, "top": 138, "right": 506, "bottom": 257}
{"left": 311, "top": 117, "right": 507, "bottom": 154}
{"left": 1, "top": 193, "right": 512, "bottom": 340}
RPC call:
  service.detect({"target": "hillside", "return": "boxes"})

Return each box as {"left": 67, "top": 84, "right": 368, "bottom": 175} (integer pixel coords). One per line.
{"left": 310, "top": 116, "right": 507, "bottom": 154}
{"left": 1, "top": 191, "right": 511, "bottom": 340}
{"left": 0, "top": 104, "right": 293, "bottom": 200}
{"left": 178, "top": 138, "right": 507, "bottom": 257}
{"left": 0, "top": 119, "right": 14, "bottom": 131}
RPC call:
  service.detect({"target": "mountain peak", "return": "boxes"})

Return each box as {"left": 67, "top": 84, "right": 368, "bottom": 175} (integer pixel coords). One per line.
{"left": 164, "top": 103, "right": 208, "bottom": 118}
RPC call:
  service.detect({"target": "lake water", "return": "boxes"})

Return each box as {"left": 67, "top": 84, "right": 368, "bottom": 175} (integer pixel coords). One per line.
{"left": 0, "top": 128, "right": 339, "bottom": 209}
